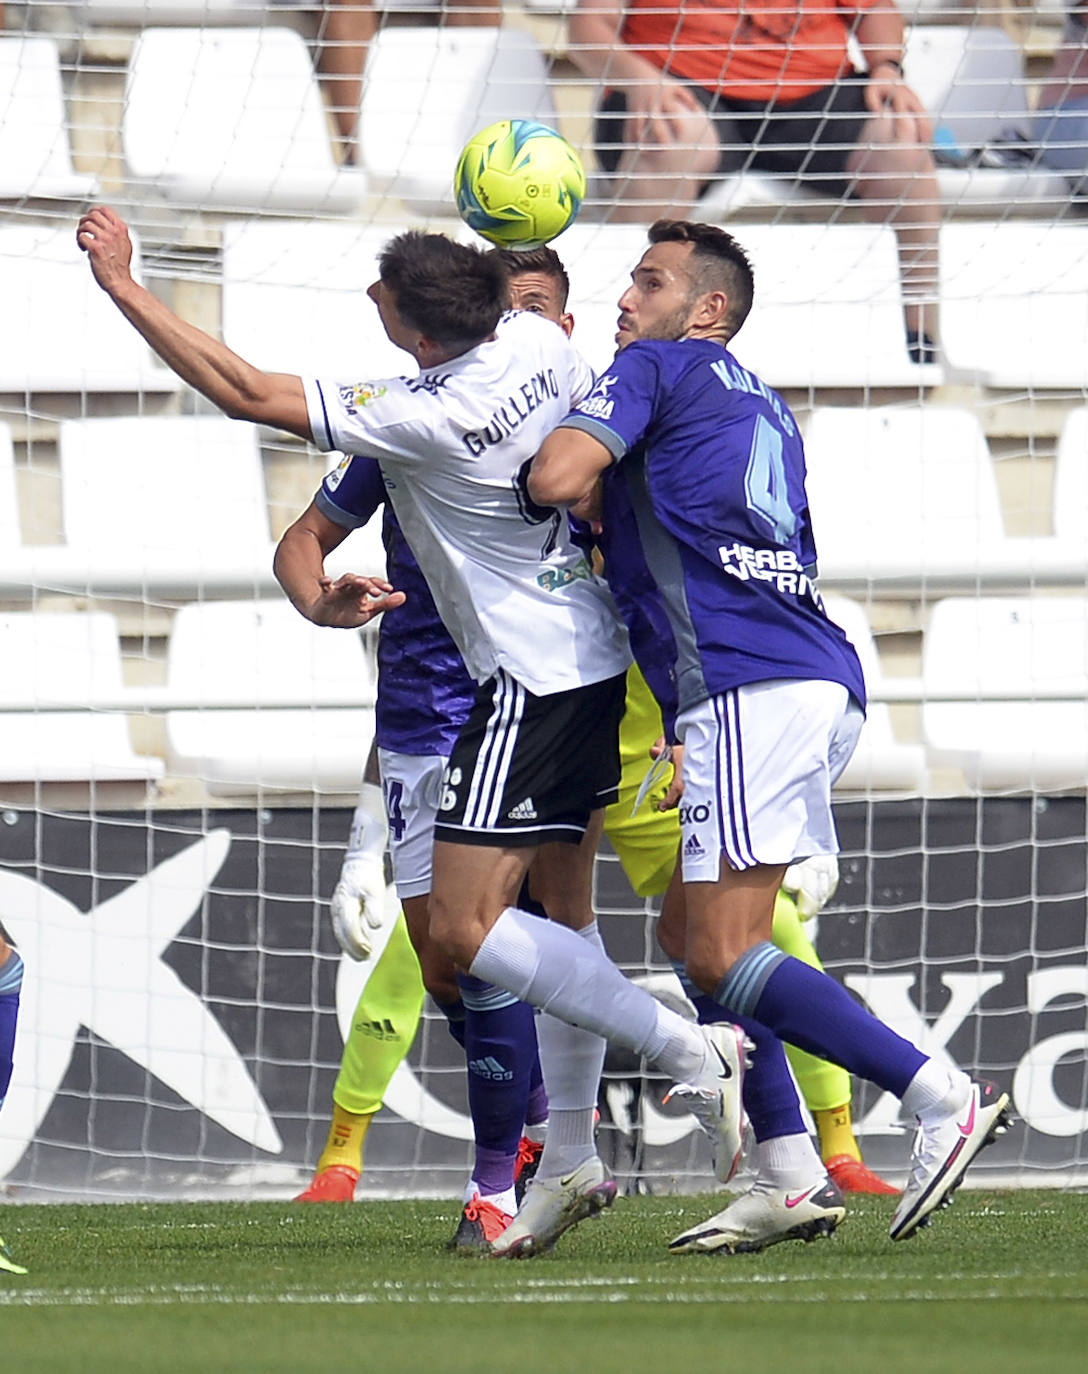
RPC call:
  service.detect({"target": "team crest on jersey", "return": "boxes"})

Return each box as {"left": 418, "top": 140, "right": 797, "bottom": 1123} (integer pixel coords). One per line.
{"left": 325, "top": 453, "right": 352, "bottom": 491}
{"left": 339, "top": 381, "right": 388, "bottom": 415}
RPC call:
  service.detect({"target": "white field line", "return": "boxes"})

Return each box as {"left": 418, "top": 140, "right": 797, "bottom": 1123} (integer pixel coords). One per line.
{"left": 0, "top": 1271, "right": 1078, "bottom": 1309}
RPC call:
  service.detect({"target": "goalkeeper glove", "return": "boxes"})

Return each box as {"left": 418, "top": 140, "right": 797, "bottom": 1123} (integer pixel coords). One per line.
{"left": 330, "top": 782, "right": 390, "bottom": 960}
{"left": 782, "top": 854, "right": 840, "bottom": 921}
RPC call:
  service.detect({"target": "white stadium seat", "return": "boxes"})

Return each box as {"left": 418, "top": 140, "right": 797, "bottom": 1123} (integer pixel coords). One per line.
{"left": 804, "top": 406, "right": 1005, "bottom": 584}
{"left": 904, "top": 25, "right": 1069, "bottom": 211}
{"left": 0, "top": 611, "right": 164, "bottom": 783}
{"left": 923, "top": 597, "right": 1088, "bottom": 792}
{"left": 165, "top": 599, "right": 376, "bottom": 794}
{"left": 58, "top": 415, "right": 275, "bottom": 584}
{"left": 358, "top": 26, "right": 557, "bottom": 214}
{"left": 940, "top": 222, "right": 1088, "bottom": 389}
{"left": 0, "top": 423, "right": 18, "bottom": 549}
{"left": 1051, "top": 408, "right": 1088, "bottom": 543}
{"left": 823, "top": 595, "right": 927, "bottom": 793}
{"left": 0, "top": 224, "right": 180, "bottom": 393}
{"left": 221, "top": 219, "right": 413, "bottom": 380}
{"left": 558, "top": 222, "right": 940, "bottom": 387}
{"left": 122, "top": 27, "right": 367, "bottom": 213}
{"left": 0, "top": 36, "right": 100, "bottom": 201}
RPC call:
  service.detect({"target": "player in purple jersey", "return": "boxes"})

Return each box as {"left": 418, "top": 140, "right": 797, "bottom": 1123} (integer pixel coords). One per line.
{"left": 529, "top": 219, "right": 1011, "bottom": 1253}
{"left": 78, "top": 208, "right": 750, "bottom": 1264}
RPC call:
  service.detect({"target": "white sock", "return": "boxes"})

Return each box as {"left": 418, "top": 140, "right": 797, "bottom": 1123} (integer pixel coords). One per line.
{"left": 465, "top": 1179, "right": 516, "bottom": 1216}
{"left": 756, "top": 1132, "right": 825, "bottom": 1190}
{"left": 901, "top": 1060, "right": 972, "bottom": 1122}
{"left": 534, "top": 923, "right": 609, "bottom": 1179}
{"left": 469, "top": 907, "right": 709, "bottom": 1083}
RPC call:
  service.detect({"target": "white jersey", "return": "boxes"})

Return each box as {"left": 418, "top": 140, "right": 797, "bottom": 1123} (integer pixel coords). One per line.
{"left": 304, "top": 310, "right": 631, "bottom": 695}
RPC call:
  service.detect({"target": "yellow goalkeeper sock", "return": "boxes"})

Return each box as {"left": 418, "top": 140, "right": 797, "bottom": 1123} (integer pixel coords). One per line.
{"left": 316, "top": 1103, "right": 374, "bottom": 1176}
{"left": 814, "top": 1102, "right": 861, "bottom": 1164}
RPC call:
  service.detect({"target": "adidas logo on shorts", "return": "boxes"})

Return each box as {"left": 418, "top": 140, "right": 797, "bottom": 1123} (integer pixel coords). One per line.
{"left": 508, "top": 798, "right": 538, "bottom": 820}
{"left": 684, "top": 833, "right": 706, "bottom": 858}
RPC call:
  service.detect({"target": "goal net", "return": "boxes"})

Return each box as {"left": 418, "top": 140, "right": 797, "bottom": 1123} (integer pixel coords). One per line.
{"left": 1, "top": 0, "right": 1086, "bottom": 1201}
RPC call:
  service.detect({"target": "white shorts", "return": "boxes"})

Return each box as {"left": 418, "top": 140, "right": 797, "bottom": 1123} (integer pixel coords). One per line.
{"left": 377, "top": 748, "right": 447, "bottom": 900}
{"left": 676, "top": 679, "right": 863, "bottom": 881}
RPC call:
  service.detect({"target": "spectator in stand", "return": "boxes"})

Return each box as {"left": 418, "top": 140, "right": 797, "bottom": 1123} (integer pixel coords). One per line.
{"left": 568, "top": 0, "right": 941, "bottom": 364}
{"left": 314, "top": 0, "right": 501, "bottom": 158}
{"left": 1033, "top": 0, "right": 1088, "bottom": 195}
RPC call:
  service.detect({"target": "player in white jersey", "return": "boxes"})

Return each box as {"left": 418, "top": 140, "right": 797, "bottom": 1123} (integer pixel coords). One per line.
{"left": 78, "top": 209, "right": 751, "bottom": 1258}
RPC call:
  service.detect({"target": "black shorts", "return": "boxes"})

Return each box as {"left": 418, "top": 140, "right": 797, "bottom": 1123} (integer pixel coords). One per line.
{"left": 433, "top": 669, "right": 626, "bottom": 848}
{"left": 595, "top": 73, "right": 872, "bottom": 198}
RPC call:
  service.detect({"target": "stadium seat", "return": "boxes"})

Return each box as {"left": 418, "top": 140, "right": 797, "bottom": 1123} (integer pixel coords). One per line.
{"left": 558, "top": 221, "right": 941, "bottom": 386}
{"left": 0, "top": 423, "right": 18, "bottom": 549}
{"left": 922, "top": 596, "right": 1088, "bottom": 792}
{"left": 79, "top": 0, "right": 271, "bottom": 21}
{"left": 0, "top": 36, "right": 100, "bottom": 202}
{"left": 940, "top": 222, "right": 1088, "bottom": 388}
{"left": 57, "top": 415, "right": 276, "bottom": 587}
{"left": 122, "top": 27, "right": 368, "bottom": 213}
{"left": 823, "top": 594, "right": 927, "bottom": 793}
{"left": 1051, "top": 407, "right": 1088, "bottom": 543}
{"left": 0, "top": 611, "right": 164, "bottom": 783}
{"left": 0, "top": 224, "right": 180, "bottom": 393}
{"left": 220, "top": 219, "right": 414, "bottom": 379}
{"left": 903, "top": 25, "right": 1069, "bottom": 211}
{"left": 804, "top": 405, "right": 1005, "bottom": 585}
{"left": 165, "top": 599, "right": 376, "bottom": 794}
{"left": 358, "top": 26, "right": 557, "bottom": 214}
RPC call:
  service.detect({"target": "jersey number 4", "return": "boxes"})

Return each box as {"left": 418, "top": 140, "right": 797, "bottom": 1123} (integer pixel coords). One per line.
{"left": 744, "top": 414, "right": 798, "bottom": 544}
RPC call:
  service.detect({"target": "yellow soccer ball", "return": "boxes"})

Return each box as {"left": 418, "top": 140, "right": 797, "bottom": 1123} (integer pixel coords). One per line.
{"left": 454, "top": 119, "right": 586, "bottom": 251}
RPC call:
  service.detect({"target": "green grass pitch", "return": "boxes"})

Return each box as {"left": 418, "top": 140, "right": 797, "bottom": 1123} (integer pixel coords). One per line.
{"left": 2, "top": 1191, "right": 1087, "bottom": 1373}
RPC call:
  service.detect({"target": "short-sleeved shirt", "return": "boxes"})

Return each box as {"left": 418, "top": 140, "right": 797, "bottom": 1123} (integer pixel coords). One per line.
{"left": 317, "top": 455, "right": 474, "bottom": 757}
{"left": 305, "top": 310, "right": 631, "bottom": 697}
{"left": 562, "top": 337, "right": 866, "bottom": 718}
{"left": 619, "top": 0, "right": 882, "bottom": 101}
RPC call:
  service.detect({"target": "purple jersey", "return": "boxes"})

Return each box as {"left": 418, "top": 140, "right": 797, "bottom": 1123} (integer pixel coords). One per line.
{"left": 563, "top": 339, "right": 866, "bottom": 719}
{"left": 316, "top": 455, "right": 474, "bottom": 755}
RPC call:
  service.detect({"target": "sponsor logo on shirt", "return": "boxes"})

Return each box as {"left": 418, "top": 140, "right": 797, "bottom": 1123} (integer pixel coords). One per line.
{"left": 575, "top": 373, "right": 617, "bottom": 422}
{"left": 338, "top": 381, "right": 388, "bottom": 416}
{"left": 462, "top": 369, "right": 560, "bottom": 456}
{"left": 718, "top": 541, "right": 820, "bottom": 601}
{"left": 536, "top": 558, "right": 594, "bottom": 593}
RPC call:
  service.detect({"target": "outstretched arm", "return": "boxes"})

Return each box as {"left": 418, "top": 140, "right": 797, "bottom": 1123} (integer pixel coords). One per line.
{"left": 274, "top": 498, "right": 405, "bottom": 628}
{"left": 77, "top": 206, "right": 313, "bottom": 440}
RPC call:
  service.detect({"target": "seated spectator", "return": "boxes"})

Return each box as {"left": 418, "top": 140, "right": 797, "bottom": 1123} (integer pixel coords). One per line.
{"left": 568, "top": 0, "right": 940, "bottom": 364}
{"left": 314, "top": 0, "right": 500, "bottom": 158}
{"left": 1033, "top": 0, "right": 1088, "bottom": 196}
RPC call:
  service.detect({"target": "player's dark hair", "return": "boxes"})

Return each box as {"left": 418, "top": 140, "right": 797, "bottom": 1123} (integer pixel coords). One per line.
{"left": 493, "top": 245, "right": 571, "bottom": 310}
{"left": 648, "top": 220, "right": 755, "bottom": 340}
{"left": 378, "top": 231, "right": 507, "bottom": 351}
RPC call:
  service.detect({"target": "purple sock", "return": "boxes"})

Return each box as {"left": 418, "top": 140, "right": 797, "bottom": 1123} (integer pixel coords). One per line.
{"left": 458, "top": 973, "right": 538, "bottom": 1195}
{"left": 0, "top": 951, "right": 22, "bottom": 1108}
{"left": 435, "top": 998, "right": 467, "bottom": 1051}
{"left": 716, "top": 942, "right": 926, "bottom": 1098}
{"left": 525, "top": 1057, "right": 548, "bottom": 1129}
{"left": 673, "top": 962, "right": 805, "bottom": 1141}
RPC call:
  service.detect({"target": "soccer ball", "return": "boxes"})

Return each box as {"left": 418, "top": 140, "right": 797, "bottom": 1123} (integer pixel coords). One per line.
{"left": 454, "top": 119, "right": 586, "bottom": 251}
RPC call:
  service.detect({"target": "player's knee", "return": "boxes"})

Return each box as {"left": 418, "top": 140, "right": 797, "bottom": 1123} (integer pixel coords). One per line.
{"left": 426, "top": 892, "right": 487, "bottom": 971}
